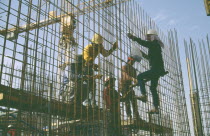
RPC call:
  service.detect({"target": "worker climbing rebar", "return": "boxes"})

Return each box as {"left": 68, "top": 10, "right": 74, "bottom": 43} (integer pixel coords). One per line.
{"left": 82, "top": 33, "right": 118, "bottom": 107}
{"left": 127, "top": 29, "right": 168, "bottom": 114}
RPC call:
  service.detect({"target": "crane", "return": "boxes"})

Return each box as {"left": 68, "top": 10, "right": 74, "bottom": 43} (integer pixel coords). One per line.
{"left": 0, "top": 0, "right": 129, "bottom": 40}
{"left": 0, "top": 0, "right": 130, "bottom": 99}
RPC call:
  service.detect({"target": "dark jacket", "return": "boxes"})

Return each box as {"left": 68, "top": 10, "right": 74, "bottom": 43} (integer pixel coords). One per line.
{"left": 134, "top": 38, "right": 165, "bottom": 73}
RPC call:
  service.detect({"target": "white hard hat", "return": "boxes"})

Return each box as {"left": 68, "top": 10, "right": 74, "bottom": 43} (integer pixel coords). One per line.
{"left": 104, "top": 76, "right": 116, "bottom": 83}
{"left": 91, "top": 33, "right": 103, "bottom": 44}
{"left": 147, "top": 29, "right": 158, "bottom": 35}
{"left": 8, "top": 125, "right": 13, "bottom": 128}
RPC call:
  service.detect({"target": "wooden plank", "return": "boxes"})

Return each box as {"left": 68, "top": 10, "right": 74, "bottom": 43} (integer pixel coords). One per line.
{"left": 0, "top": 85, "right": 103, "bottom": 120}
{"left": 121, "top": 119, "right": 173, "bottom": 134}
{"left": 0, "top": 85, "right": 172, "bottom": 134}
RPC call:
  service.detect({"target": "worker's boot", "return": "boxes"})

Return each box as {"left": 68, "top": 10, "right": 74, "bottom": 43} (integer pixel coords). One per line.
{"left": 148, "top": 107, "right": 159, "bottom": 114}
{"left": 135, "top": 95, "right": 147, "bottom": 103}
{"left": 120, "top": 94, "right": 127, "bottom": 102}
{"left": 127, "top": 115, "right": 133, "bottom": 124}
{"left": 133, "top": 114, "right": 140, "bottom": 124}
{"left": 104, "top": 0, "right": 112, "bottom": 4}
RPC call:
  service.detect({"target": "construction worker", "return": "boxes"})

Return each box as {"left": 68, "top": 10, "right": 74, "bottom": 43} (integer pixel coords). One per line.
{"left": 83, "top": 33, "right": 118, "bottom": 66}
{"left": 60, "top": 13, "right": 77, "bottom": 47}
{"left": 7, "top": 125, "right": 16, "bottom": 136}
{"left": 119, "top": 56, "right": 141, "bottom": 121}
{"left": 83, "top": 33, "right": 118, "bottom": 107}
{"left": 127, "top": 29, "right": 168, "bottom": 114}
{"left": 56, "top": 13, "right": 77, "bottom": 96}
{"left": 59, "top": 54, "right": 102, "bottom": 105}
{"left": 103, "top": 76, "right": 121, "bottom": 136}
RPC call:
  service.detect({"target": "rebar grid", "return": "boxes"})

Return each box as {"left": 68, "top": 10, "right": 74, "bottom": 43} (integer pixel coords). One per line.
{"left": 184, "top": 35, "right": 210, "bottom": 136}
{"left": 0, "top": 0, "right": 190, "bottom": 135}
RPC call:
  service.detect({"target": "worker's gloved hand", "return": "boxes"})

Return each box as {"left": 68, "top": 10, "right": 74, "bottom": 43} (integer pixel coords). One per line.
{"left": 113, "top": 41, "right": 118, "bottom": 50}
{"left": 127, "top": 33, "right": 137, "bottom": 40}
{"left": 129, "top": 85, "right": 133, "bottom": 89}
{"left": 93, "top": 64, "right": 99, "bottom": 71}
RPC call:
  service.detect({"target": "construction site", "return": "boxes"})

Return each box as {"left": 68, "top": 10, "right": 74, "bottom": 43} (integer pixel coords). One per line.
{"left": 0, "top": 0, "right": 209, "bottom": 136}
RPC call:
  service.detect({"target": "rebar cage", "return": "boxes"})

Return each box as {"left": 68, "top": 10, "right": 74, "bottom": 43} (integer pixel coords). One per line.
{"left": 185, "top": 36, "right": 210, "bottom": 136}
{"left": 0, "top": 0, "right": 190, "bottom": 135}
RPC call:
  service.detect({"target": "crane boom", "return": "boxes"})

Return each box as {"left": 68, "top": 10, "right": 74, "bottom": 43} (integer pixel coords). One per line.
{"left": 0, "top": 0, "right": 129, "bottom": 40}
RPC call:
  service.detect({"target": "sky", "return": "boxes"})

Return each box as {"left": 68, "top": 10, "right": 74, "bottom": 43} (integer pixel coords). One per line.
{"left": 139, "top": 0, "right": 210, "bottom": 135}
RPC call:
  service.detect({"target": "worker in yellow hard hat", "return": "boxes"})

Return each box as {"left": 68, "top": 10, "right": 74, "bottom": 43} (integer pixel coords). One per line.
{"left": 83, "top": 33, "right": 118, "bottom": 66}
{"left": 82, "top": 33, "right": 118, "bottom": 107}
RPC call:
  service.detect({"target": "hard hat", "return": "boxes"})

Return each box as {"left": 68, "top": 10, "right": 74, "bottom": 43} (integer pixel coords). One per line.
{"left": 128, "top": 55, "right": 142, "bottom": 62}
{"left": 91, "top": 33, "right": 103, "bottom": 44}
{"left": 61, "top": 14, "right": 76, "bottom": 30}
{"left": 104, "top": 76, "right": 116, "bottom": 83}
{"left": 147, "top": 29, "right": 158, "bottom": 35}
{"left": 8, "top": 125, "right": 13, "bottom": 128}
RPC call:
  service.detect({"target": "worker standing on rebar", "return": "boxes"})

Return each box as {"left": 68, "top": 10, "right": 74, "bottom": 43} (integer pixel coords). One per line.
{"left": 82, "top": 33, "right": 118, "bottom": 107}
{"left": 59, "top": 54, "right": 86, "bottom": 102}
{"left": 119, "top": 56, "right": 141, "bottom": 121}
{"left": 127, "top": 30, "right": 167, "bottom": 114}
{"left": 103, "top": 76, "right": 121, "bottom": 136}
{"left": 56, "top": 12, "right": 78, "bottom": 97}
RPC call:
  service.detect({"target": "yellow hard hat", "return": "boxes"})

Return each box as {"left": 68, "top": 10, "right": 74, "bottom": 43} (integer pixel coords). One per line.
{"left": 91, "top": 33, "right": 103, "bottom": 44}
{"left": 147, "top": 29, "right": 158, "bottom": 35}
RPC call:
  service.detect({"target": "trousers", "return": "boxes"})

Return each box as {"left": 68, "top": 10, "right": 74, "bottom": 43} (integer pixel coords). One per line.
{"left": 137, "top": 69, "right": 160, "bottom": 107}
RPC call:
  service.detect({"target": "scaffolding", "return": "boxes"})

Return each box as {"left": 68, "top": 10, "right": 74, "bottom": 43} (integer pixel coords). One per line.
{"left": 184, "top": 36, "right": 210, "bottom": 136}
{"left": 0, "top": 0, "right": 190, "bottom": 135}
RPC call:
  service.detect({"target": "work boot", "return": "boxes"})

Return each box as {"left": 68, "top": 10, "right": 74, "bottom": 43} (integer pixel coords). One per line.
{"left": 133, "top": 114, "right": 142, "bottom": 124}
{"left": 127, "top": 115, "right": 133, "bottom": 124}
{"left": 148, "top": 107, "right": 159, "bottom": 114}
{"left": 104, "top": 0, "right": 112, "bottom": 4}
{"left": 134, "top": 116, "right": 144, "bottom": 125}
{"left": 135, "top": 95, "right": 147, "bottom": 103}
{"left": 120, "top": 95, "right": 127, "bottom": 102}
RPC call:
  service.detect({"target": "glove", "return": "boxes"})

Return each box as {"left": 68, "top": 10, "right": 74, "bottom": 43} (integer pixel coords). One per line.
{"left": 113, "top": 41, "right": 118, "bottom": 50}
{"left": 127, "top": 33, "right": 137, "bottom": 40}
{"left": 93, "top": 64, "right": 99, "bottom": 71}
{"left": 129, "top": 85, "right": 134, "bottom": 89}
